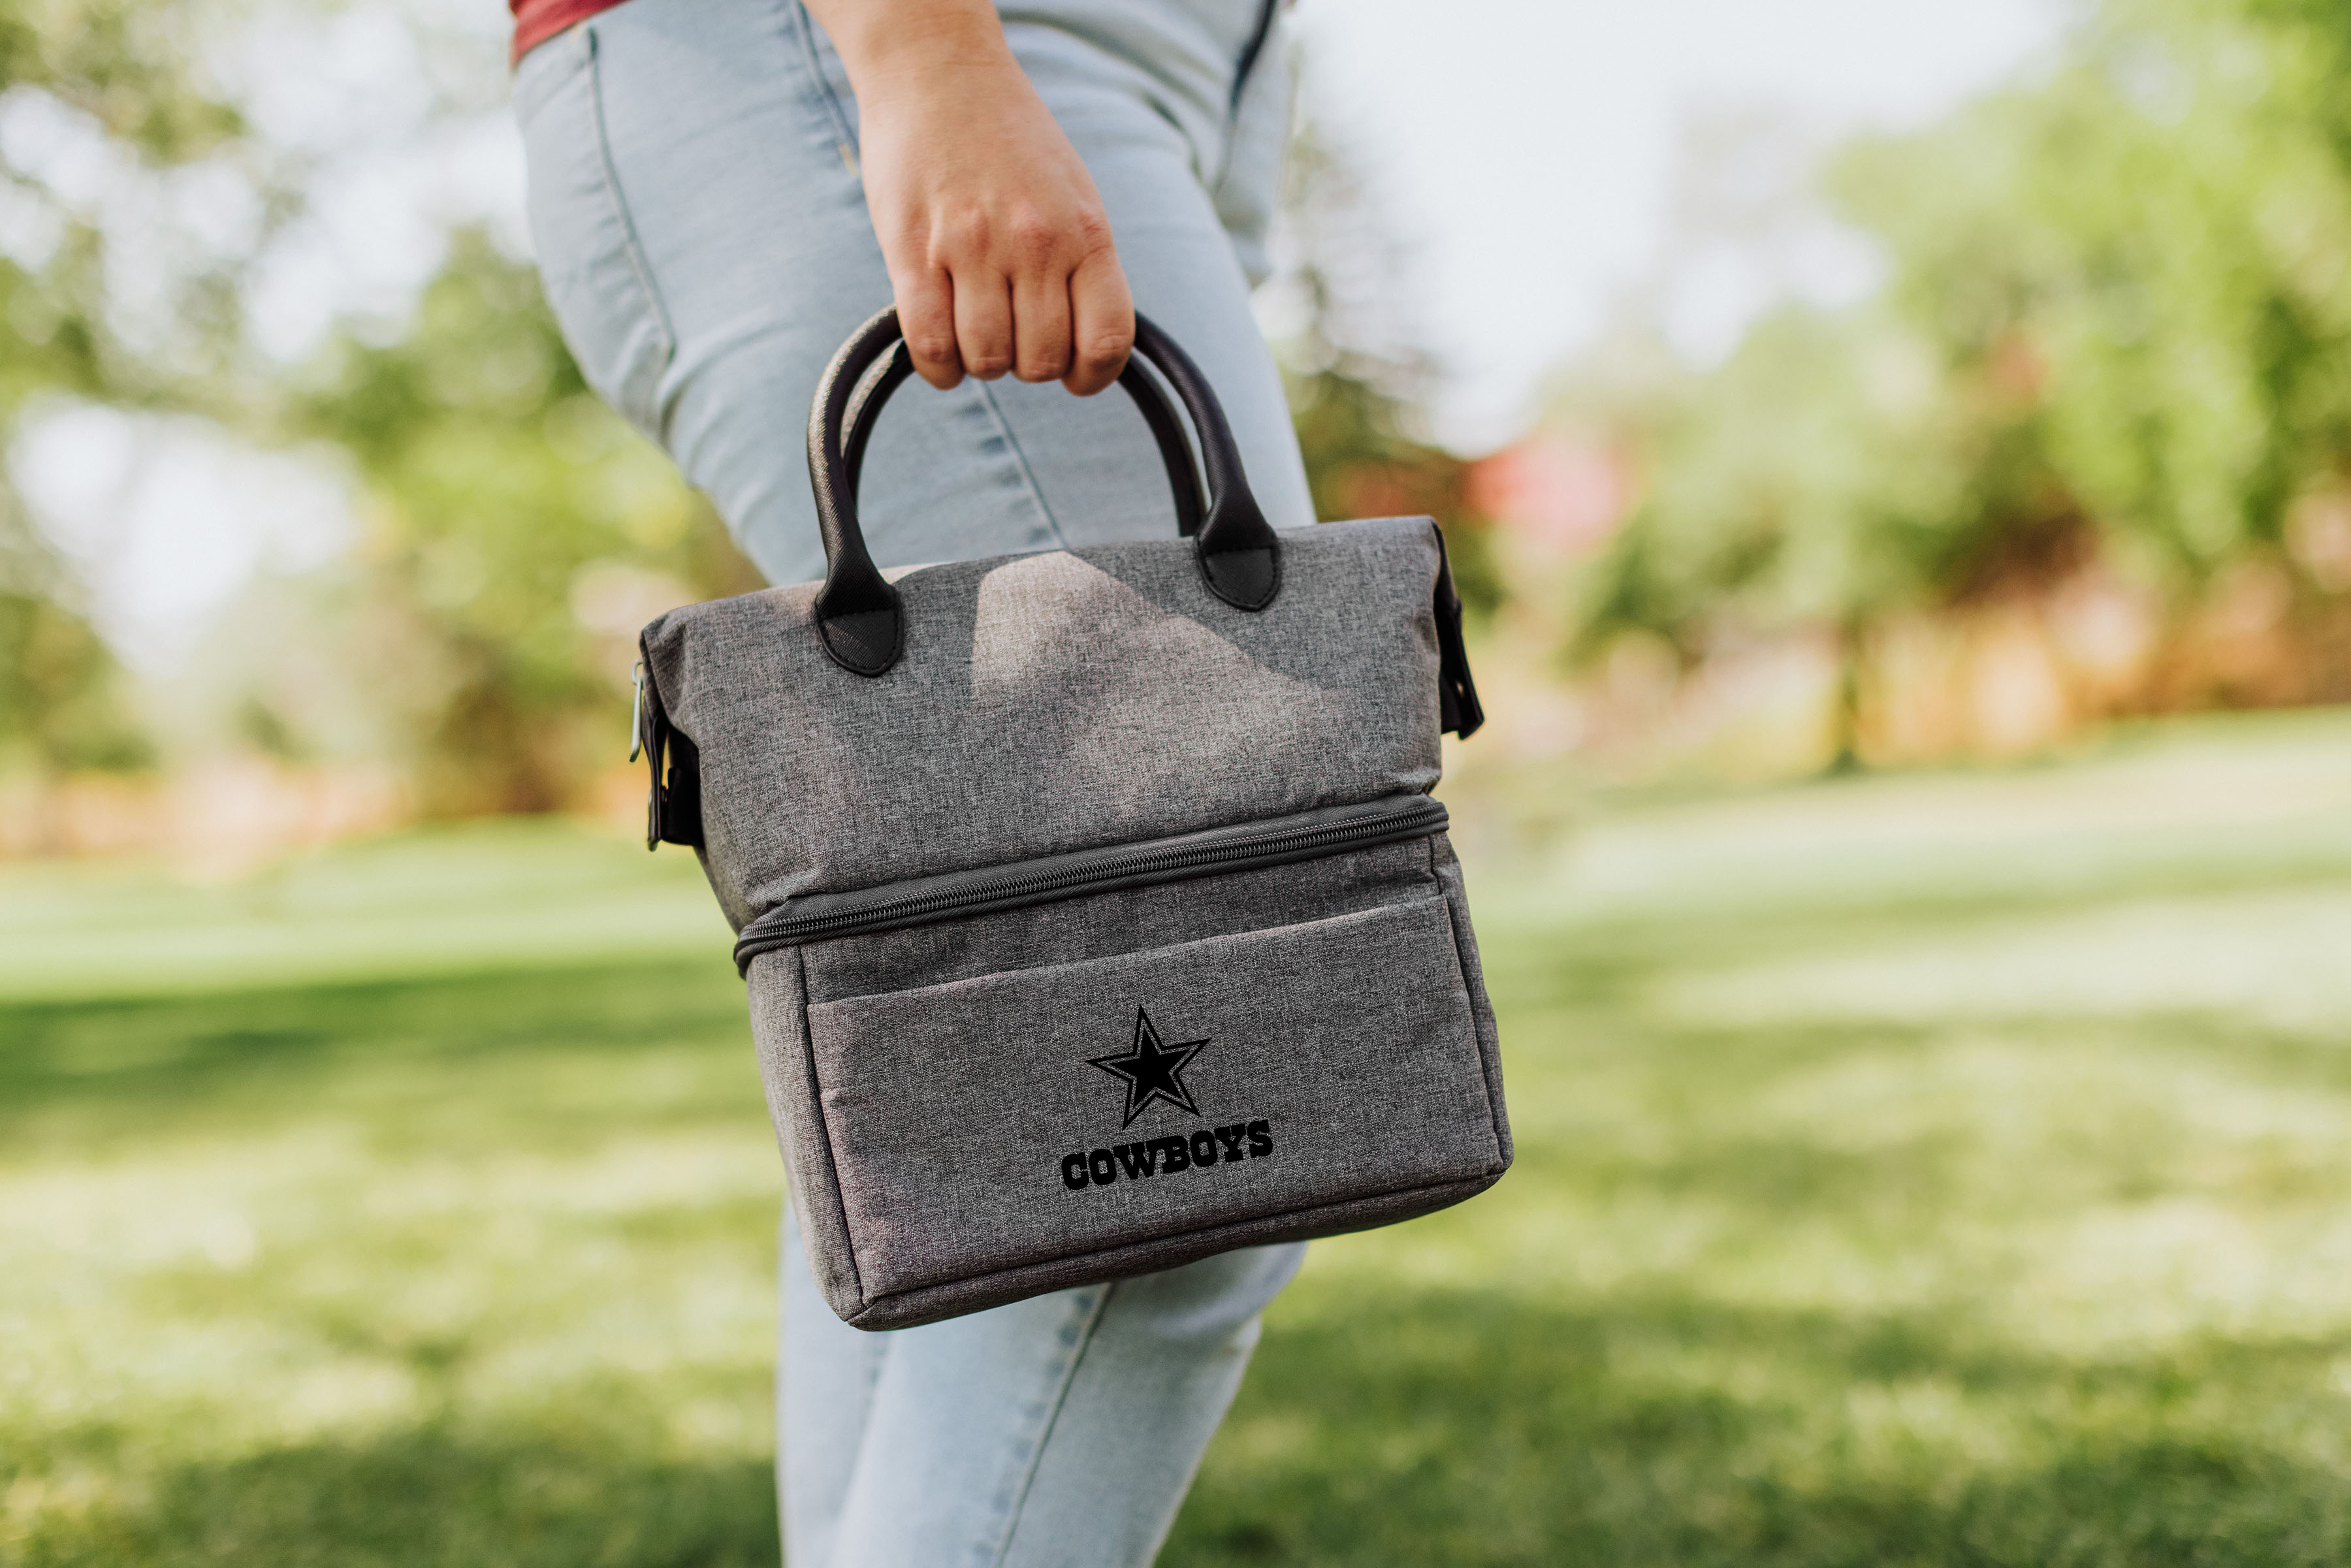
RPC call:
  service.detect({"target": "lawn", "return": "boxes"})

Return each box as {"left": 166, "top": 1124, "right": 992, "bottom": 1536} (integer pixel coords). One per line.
{"left": 8, "top": 713, "right": 2351, "bottom": 1565}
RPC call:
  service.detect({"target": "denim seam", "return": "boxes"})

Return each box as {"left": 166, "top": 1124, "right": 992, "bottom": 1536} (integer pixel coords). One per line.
{"left": 1211, "top": 0, "right": 1281, "bottom": 187}
{"left": 790, "top": 1, "right": 861, "bottom": 154}
{"left": 792, "top": 0, "right": 1068, "bottom": 551}
{"left": 982, "top": 1281, "right": 1116, "bottom": 1568}
{"left": 581, "top": 24, "right": 679, "bottom": 436}
{"left": 972, "top": 384, "right": 1072, "bottom": 549}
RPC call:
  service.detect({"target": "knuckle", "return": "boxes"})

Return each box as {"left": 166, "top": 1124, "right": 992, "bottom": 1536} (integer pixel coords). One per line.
{"left": 1006, "top": 208, "right": 1061, "bottom": 265}
{"left": 1076, "top": 327, "right": 1130, "bottom": 370}
{"left": 906, "top": 330, "right": 959, "bottom": 367}
{"left": 936, "top": 208, "right": 991, "bottom": 260}
{"left": 1018, "top": 350, "right": 1071, "bottom": 383}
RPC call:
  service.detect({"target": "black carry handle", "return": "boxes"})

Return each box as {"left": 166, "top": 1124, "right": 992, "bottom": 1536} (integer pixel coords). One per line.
{"left": 839, "top": 338, "right": 1206, "bottom": 539}
{"left": 806, "top": 306, "right": 1282, "bottom": 676}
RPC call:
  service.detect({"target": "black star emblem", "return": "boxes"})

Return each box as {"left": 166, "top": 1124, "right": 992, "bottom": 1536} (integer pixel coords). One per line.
{"left": 1088, "top": 1007, "right": 1207, "bottom": 1127}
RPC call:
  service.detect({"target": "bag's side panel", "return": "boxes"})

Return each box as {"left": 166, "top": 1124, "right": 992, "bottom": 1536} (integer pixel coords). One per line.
{"left": 1429, "top": 833, "right": 1512, "bottom": 1169}
{"left": 745, "top": 949, "right": 869, "bottom": 1322}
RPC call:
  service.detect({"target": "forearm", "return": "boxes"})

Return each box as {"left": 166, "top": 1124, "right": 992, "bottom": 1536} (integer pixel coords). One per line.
{"left": 800, "top": 0, "right": 1019, "bottom": 106}
{"left": 799, "top": 0, "right": 1133, "bottom": 394}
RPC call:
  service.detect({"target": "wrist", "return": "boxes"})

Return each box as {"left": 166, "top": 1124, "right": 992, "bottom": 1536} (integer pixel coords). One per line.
{"left": 816, "top": 0, "right": 1017, "bottom": 101}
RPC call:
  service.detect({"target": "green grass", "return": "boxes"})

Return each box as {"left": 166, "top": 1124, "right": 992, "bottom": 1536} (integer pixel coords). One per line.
{"left": 10, "top": 714, "right": 2351, "bottom": 1565}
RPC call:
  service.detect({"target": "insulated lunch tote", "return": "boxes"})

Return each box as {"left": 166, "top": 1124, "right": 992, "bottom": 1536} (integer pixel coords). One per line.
{"left": 633, "top": 307, "right": 1511, "bottom": 1329}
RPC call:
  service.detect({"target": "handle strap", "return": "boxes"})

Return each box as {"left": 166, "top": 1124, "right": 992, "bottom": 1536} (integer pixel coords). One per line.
{"left": 806, "top": 306, "right": 1280, "bottom": 677}
{"left": 840, "top": 340, "right": 1206, "bottom": 539}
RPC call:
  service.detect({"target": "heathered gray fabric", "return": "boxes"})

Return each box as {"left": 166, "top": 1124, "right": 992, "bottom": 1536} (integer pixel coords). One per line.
{"left": 810, "top": 895, "right": 1492, "bottom": 1297}
{"left": 666, "top": 514, "right": 1509, "bottom": 1329}
{"left": 748, "top": 842, "right": 1504, "bottom": 1328}
{"left": 797, "top": 835, "right": 1440, "bottom": 1005}
{"left": 1431, "top": 834, "right": 1514, "bottom": 1170}
{"left": 643, "top": 515, "right": 1447, "bottom": 930}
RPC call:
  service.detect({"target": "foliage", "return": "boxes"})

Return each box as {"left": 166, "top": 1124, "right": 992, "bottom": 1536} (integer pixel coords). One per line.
{"left": 1571, "top": 0, "right": 2351, "bottom": 735}
{"left": 12, "top": 714, "right": 2351, "bottom": 1561}
{"left": 1276, "top": 125, "right": 1503, "bottom": 619}
{"left": 0, "top": 0, "right": 752, "bottom": 810}
{"left": 283, "top": 232, "right": 755, "bottom": 814}
{"left": 0, "top": 0, "right": 263, "bottom": 775}
{"left": 1836, "top": 0, "right": 2351, "bottom": 588}
{"left": 0, "top": 586, "right": 151, "bottom": 772}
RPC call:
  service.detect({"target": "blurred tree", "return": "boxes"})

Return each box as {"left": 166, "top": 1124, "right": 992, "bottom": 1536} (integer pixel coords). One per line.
{"left": 1274, "top": 123, "right": 1502, "bottom": 618}
{"left": 1571, "top": 0, "right": 2351, "bottom": 753}
{"left": 0, "top": 508, "right": 151, "bottom": 774}
{"left": 284, "top": 231, "right": 756, "bottom": 814}
{"left": 0, "top": 0, "right": 261, "bottom": 779}
{"left": 1834, "top": 0, "right": 2351, "bottom": 595}
{"left": 0, "top": 0, "right": 753, "bottom": 814}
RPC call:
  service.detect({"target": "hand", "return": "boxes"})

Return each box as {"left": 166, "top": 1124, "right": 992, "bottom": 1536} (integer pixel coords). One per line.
{"left": 807, "top": 0, "right": 1134, "bottom": 396}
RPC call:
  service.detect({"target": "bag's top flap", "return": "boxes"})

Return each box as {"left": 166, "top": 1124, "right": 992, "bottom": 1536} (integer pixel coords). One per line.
{"left": 642, "top": 515, "right": 1448, "bottom": 930}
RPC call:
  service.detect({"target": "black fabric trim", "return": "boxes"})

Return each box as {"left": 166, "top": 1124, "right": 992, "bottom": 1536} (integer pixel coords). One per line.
{"left": 635, "top": 636, "right": 705, "bottom": 850}
{"left": 1429, "top": 520, "right": 1485, "bottom": 738}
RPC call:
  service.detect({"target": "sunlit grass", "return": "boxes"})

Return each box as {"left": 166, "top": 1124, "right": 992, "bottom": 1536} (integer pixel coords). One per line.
{"left": 9, "top": 714, "right": 2351, "bottom": 1564}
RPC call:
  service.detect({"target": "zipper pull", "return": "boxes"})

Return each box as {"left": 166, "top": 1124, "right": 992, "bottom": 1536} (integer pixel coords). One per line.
{"left": 628, "top": 661, "right": 647, "bottom": 761}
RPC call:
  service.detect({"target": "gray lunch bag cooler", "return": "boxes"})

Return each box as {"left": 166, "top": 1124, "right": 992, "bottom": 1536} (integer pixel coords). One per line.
{"left": 633, "top": 308, "right": 1510, "bottom": 1329}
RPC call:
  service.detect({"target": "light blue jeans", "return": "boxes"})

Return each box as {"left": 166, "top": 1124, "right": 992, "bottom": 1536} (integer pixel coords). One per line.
{"left": 514, "top": 3, "right": 1312, "bottom": 1562}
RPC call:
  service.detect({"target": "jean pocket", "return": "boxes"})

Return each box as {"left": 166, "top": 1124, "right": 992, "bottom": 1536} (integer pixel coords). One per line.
{"left": 517, "top": 24, "right": 675, "bottom": 441}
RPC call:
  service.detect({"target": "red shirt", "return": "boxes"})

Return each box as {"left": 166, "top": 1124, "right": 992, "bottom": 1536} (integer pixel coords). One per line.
{"left": 511, "top": 0, "right": 630, "bottom": 64}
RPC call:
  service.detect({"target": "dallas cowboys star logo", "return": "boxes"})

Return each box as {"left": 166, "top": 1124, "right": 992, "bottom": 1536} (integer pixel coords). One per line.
{"left": 1088, "top": 1007, "right": 1207, "bottom": 1127}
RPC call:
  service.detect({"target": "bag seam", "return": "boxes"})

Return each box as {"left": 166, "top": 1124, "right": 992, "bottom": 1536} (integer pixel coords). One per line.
{"left": 1429, "top": 831, "right": 1509, "bottom": 1169}
{"left": 793, "top": 942, "right": 870, "bottom": 1311}
{"left": 805, "top": 884, "right": 1448, "bottom": 1026}
{"left": 743, "top": 795, "right": 1447, "bottom": 965}
{"left": 859, "top": 1170, "right": 1494, "bottom": 1316}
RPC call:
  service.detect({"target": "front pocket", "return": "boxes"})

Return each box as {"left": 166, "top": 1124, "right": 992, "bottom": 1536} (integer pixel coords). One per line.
{"left": 803, "top": 894, "right": 1502, "bottom": 1300}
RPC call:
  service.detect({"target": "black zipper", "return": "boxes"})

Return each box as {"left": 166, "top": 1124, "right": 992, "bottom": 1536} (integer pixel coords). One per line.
{"left": 733, "top": 793, "right": 1447, "bottom": 972}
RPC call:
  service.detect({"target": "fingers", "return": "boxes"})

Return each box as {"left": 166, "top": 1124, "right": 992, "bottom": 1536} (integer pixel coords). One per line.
{"left": 1011, "top": 261, "right": 1074, "bottom": 385}
{"left": 895, "top": 264, "right": 963, "bottom": 390}
{"left": 952, "top": 258, "right": 1015, "bottom": 381}
{"left": 895, "top": 210, "right": 1127, "bottom": 394}
{"left": 1064, "top": 246, "right": 1132, "bottom": 396}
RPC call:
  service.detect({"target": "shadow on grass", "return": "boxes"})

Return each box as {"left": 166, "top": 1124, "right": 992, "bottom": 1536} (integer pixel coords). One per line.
{"left": 22, "top": 1284, "right": 2346, "bottom": 1568}
{"left": 0, "top": 957, "right": 747, "bottom": 1124}
{"left": 1168, "top": 1284, "right": 2351, "bottom": 1568}
{"left": 16, "top": 1420, "right": 777, "bottom": 1568}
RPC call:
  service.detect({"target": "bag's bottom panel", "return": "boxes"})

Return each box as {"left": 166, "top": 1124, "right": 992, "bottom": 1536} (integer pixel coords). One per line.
{"left": 839, "top": 1171, "right": 1502, "bottom": 1332}
{"left": 803, "top": 893, "right": 1503, "bottom": 1299}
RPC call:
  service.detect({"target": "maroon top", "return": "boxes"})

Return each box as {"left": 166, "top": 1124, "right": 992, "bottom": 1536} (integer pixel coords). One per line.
{"left": 511, "top": 0, "right": 629, "bottom": 64}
